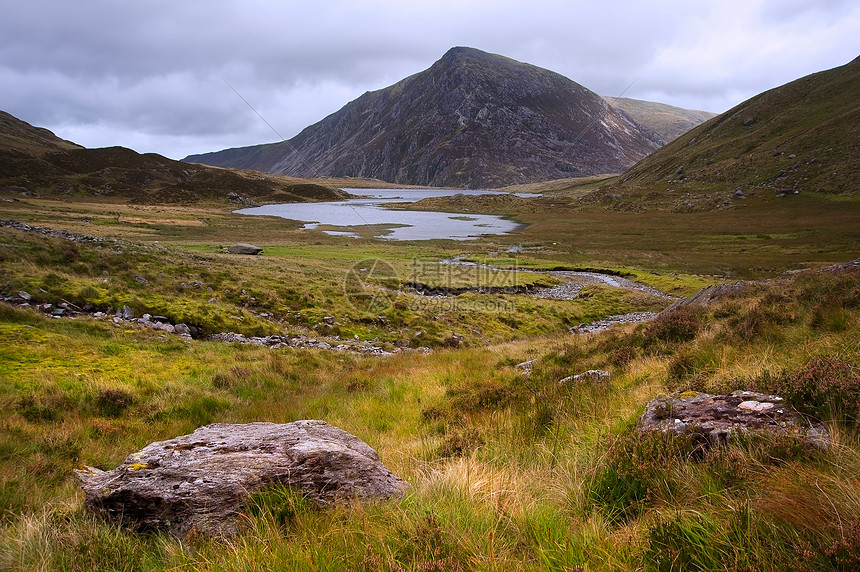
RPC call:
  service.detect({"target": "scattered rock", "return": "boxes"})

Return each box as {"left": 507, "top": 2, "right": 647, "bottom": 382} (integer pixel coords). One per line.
{"left": 204, "top": 332, "right": 394, "bottom": 355}
{"left": 743, "top": 117, "right": 755, "bottom": 126}
{"left": 226, "top": 192, "right": 260, "bottom": 207}
{"left": 558, "top": 369, "right": 611, "bottom": 384}
{"left": 1, "top": 219, "right": 104, "bottom": 244}
{"left": 822, "top": 258, "right": 860, "bottom": 273}
{"left": 515, "top": 360, "right": 535, "bottom": 376}
{"left": 532, "top": 270, "right": 671, "bottom": 301}
{"left": 570, "top": 312, "right": 657, "bottom": 334}
{"left": 227, "top": 243, "right": 263, "bottom": 255}
{"left": 75, "top": 420, "right": 408, "bottom": 537}
{"left": 638, "top": 391, "right": 830, "bottom": 450}
{"left": 443, "top": 332, "right": 465, "bottom": 348}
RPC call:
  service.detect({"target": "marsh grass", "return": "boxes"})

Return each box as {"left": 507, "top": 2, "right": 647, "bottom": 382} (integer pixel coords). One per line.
{"left": 1, "top": 199, "right": 860, "bottom": 569}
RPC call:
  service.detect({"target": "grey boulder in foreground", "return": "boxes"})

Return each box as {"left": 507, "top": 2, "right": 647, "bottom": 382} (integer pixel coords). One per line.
{"left": 76, "top": 420, "right": 408, "bottom": 536}
{"left": 638, "top": 390, "right": 830, "bottom": 450}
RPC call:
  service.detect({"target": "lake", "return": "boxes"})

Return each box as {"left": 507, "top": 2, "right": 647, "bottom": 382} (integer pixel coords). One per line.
{"left": 235, "top": 188, "right": 532, "bottom": 241}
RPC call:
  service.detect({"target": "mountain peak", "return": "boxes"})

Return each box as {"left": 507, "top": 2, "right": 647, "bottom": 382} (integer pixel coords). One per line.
{"left": 437, "top": 46, "right": 507, "bottom": 65}
{"left": 441, "top": 45, "right": 488, "bottom": 59}
{"left": 185, "top": 48, "right": 664, "bottom": 188}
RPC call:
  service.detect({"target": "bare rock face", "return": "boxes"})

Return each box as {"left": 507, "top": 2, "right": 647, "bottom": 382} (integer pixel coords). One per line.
{"left": 75, "top": 420, "right": 408, "bottom": 536}
{"left": 638, "top": 391, "right": 830, "bottom": 450}
{"left": 227, "top": 243, "right": 263, "bottom": 255}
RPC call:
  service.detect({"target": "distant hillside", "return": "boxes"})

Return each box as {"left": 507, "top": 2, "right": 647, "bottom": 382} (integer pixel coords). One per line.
{"left": 601, "top": 97, "right": 716, "bottom": 141}
{"left": 185, "top": 47, "right": 664, "bottom": 188}
{"left": 0, "top": 111, "right": 82, "bottom": 154}
{"left": 588, "top": 56, "right": 860, "bottom": 211}
{"left": 0, "top": 112, "right": 347, "bottom": 205}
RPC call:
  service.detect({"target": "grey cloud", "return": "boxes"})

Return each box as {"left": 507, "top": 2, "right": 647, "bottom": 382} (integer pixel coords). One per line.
{"left": 2, "top": 0, "right": 858, "bottom": 159}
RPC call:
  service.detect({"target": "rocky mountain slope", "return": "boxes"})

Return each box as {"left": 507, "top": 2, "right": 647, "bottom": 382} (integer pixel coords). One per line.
{"left": 589, "top": 55, "right": 860, "bottom": 210}
{"left": 185, "top": 47, "right": 665, "bottom": 188}
{"left": 0, "top": 111, "right": 346, "bottom": 204}
{"left": 601, "top": 97, "right": 716, "bottom": 142}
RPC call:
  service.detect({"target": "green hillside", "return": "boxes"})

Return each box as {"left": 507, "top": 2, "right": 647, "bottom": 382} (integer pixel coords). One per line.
{"left": 589, "top": 56, "right": 859, "bottom": 211}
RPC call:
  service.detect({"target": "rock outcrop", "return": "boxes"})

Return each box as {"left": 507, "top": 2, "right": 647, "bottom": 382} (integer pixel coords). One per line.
{"left": 226, "top": 192, "right": 259, "bottom": 207}
{"left": 559, "top": 369, "right": 611, "bottom": 384}
{"left": 76, "top": 420, "right": 408, "bottom": 536}
{"left": 638, "top": 391, "right": 830, "bottom": 450}
{"left": 657, "top": 283, "right": 744, "bottom": 315}
{"left": 514, "top": 360, "right": 535, "bottom": 377}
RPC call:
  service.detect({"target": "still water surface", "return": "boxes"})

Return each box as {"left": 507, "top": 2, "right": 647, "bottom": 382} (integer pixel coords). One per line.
{"left": 235, "top": 188, "right": 531, "bottom": 241}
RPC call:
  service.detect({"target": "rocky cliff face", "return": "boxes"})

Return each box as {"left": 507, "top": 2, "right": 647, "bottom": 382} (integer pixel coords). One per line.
{"left": 185, "top": 47, "right": 664, "bottom": 188}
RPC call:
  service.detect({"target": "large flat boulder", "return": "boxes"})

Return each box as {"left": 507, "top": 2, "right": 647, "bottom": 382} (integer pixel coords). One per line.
{"left": 227, "top": 243, "right": 263, "bottom": 255}
{"left": 75, "top": 420, "right": 408, "bottom": 536}
{"left": 638, "top": 390, "right": 830, "bottom": 450}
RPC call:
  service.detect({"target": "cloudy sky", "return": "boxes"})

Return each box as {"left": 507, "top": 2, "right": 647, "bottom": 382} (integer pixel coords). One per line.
{"left": 3, "top": 0, "right": 858, "bottom": 160}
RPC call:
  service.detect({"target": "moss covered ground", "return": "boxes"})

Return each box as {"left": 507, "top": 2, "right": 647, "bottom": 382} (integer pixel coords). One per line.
{"left": 1, "top": 192, "right": 859, "bottom": 570}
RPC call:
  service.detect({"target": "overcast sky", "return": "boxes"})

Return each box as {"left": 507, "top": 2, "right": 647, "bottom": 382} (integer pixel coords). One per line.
{"left": 2, "top": 0, "right": 858, "bottom": 160}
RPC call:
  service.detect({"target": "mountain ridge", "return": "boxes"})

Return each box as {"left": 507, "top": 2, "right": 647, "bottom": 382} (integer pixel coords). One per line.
{"left": 185, "top": 47, "right": 665, "bottom": 188}
{"left": 600, "top": 97, "right": 716, "bottom": 142}
{"left": 0, "top": 112, "right": 348, "bottom": 205}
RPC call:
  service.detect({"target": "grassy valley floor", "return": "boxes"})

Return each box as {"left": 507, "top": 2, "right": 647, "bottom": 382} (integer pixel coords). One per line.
{"left": 1, "top": 194, "right": 859, "bottom": 570}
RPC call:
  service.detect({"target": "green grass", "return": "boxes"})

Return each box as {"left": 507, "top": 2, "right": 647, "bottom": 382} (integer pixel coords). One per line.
{"left": 0, "top": 264, "right": 858, "bottom": 570}
{"left": 0, "top": 220, "right": 668, "bottom": 349}
{"left": 2, "top": 188, "right": 860, "bottom": 570}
